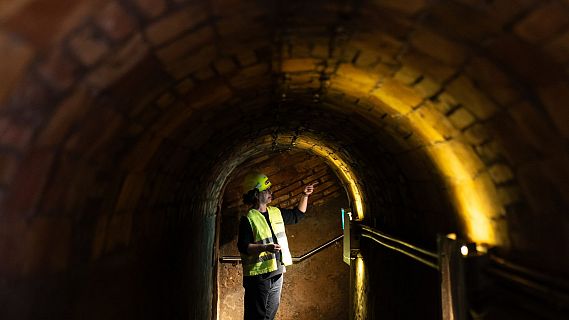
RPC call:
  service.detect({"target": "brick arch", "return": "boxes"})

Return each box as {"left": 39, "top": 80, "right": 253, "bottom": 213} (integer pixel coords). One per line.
{"left": 1, "top": 5, "right": 564, "bottom": 258}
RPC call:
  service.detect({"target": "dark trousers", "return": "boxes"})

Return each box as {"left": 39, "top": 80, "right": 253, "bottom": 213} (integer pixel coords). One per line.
{"left": 243, "top": 273, "right": 283, "bottom": 320}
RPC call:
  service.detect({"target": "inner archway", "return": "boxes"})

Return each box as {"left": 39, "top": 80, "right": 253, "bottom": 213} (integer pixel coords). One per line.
{"left": 217, "top": 150, "right": 350, "bottom": 319}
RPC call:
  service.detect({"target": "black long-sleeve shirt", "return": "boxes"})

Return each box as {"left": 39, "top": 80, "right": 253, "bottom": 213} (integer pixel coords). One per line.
{"left": 238, "top": 207, "right": 304, "bottom": 278}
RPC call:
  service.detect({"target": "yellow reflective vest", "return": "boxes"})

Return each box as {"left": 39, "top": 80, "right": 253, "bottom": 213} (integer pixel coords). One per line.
{"left": 241, "top": 206, "right": 293, "bottom": 276}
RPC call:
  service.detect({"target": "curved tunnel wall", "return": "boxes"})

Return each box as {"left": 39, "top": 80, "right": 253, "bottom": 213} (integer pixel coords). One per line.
{"left": 1, "top": 0, "right": 569, "bottom": 319}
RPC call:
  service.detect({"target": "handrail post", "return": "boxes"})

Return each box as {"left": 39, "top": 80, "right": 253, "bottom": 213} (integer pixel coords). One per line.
{"left": 342, "top": 209, "right": 349, "bottom": 265}
{"left": 343, "top": 209, "right": 357, "bottom": 265}
{"left": 349, "top": 218, "right": 361, "bottom": 264}
{"left": 438, "top": 234, "right": 468, "bottom": 320}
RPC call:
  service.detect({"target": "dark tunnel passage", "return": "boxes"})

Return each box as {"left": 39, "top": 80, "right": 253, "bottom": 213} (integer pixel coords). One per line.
{"left": 1, "top": 0, "right": 569, "bottom": 319}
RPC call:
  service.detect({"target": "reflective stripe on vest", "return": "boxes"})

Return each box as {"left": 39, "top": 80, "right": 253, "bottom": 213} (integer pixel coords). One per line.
{"left": 241, "top": 206, "right": 293, "bottom": 276}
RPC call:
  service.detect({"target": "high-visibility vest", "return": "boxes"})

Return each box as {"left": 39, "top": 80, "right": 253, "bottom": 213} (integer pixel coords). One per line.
{"left": 241, "top": 206, "right": 293, "bottom": 276}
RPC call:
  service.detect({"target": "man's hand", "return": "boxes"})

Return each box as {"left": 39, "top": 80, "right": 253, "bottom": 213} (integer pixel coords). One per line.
{"left": 265, "top": 244, "right": 281, "bottom": 253}
{"left": 303, "top": 182, "right": 317, "bottom": 196}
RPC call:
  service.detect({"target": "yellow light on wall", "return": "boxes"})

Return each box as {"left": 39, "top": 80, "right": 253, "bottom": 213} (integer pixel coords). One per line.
{"left": 278, "top": 62, "right": 505, "bottom": 247}
{"left": 354, "top": 254, "right": 367, "bottom": 318}
{"left": 426, "top": 142, "right": 498, "bottom": 246}
{"left": 476, "top": 244, "right": 489, "bottom": 254}
{"left": 356, "top": 255, "right": 365, "bottom": 289}
{"left": 446, "top": 233, "right": 457, "bottom": 240}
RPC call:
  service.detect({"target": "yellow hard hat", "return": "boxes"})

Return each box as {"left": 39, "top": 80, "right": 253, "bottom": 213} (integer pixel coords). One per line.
{"left": 243, "top": 172, "right": 272, "bottom": 192}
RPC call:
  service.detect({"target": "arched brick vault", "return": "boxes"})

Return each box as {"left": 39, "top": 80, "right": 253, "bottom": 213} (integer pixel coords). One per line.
{"left": 1, "top": 0, "right": 569, "bottom": 318}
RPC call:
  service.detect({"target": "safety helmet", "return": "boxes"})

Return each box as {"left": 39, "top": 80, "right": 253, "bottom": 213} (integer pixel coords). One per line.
{"left": 243, "top": 172, "right": 272, "bottom": 192}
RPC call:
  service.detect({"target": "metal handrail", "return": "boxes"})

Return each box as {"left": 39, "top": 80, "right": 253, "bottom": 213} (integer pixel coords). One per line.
{"left": 486, "top": 255, "right": 569, "bottom": 310}
{"left": 219, "top": 256, "right": 242, "bottom": 263}
{"left": 360, "top": 225, "right": 438, "bottom": 258}
{"left": 359, "top": 224, "right": 438, "bottom": 269}
{"left": 359, "top": 224, "right": 569, "bottom": 310}
{"left": 221, "top": 222, "right": 569, "bottom": 310}
{"left": 361, "top": 233, "right": 438, "bottom": 270}
{"left": 292, "top": 234, "right": 343, "bottom": 262}
{"left": 486, "top": 266, "right": 569, "bottom": 306}
{"left": 489, "top": 254, "right": 569, "bottom": 291}
{"left": 219, "top": 234, "right": 343, "bottom": 264}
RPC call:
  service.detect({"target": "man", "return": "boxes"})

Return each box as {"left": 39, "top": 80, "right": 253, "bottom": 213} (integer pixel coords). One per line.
{"left": 238, "top": 172, "right": 315, "bottom": 320}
